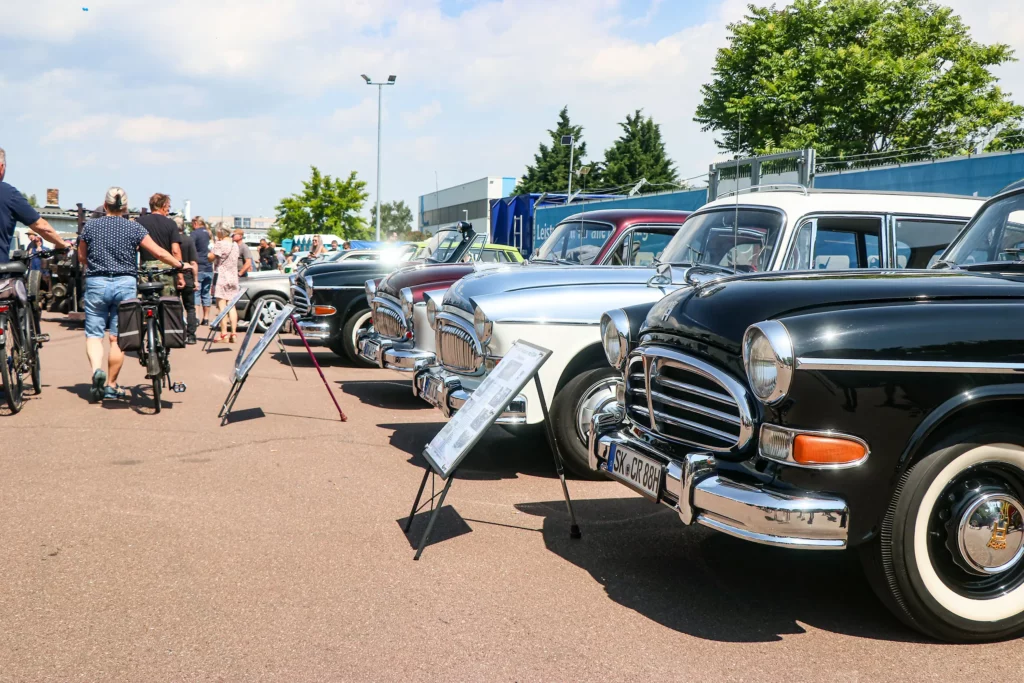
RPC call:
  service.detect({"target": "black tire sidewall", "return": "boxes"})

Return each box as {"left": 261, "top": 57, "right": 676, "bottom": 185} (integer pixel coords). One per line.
{"left": 551, "top": 366, "right": 619, "bottom": 479}
{"left": 887, "top": 422, "right": 1024, "bottom": 642}
{"left": 340, "top": 309, "right": 373, "bottom": 366}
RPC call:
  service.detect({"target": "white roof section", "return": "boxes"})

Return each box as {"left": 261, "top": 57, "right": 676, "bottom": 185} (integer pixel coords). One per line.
{"left": 702, "top": 188, "right": 986, "bottom": 219}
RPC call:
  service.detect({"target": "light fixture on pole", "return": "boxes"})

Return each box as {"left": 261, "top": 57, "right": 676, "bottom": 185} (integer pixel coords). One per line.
{"left": 560, "top": 134, "right": 575, "bottom": 204}
{"left": 362, "top": 73, "right": 397, "bottom": 241}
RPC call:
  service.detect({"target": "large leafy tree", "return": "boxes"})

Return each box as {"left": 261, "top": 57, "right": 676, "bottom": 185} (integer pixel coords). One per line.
{"left": 515, "top": 106, "right": 596, "bottom": 194}
{"left": 694, "top": 0, "right": 1023, "bottom": 162}
{"left": 370, "top": 200, "right": 415, "bottom": 238}
{"left": 271, "top": 166, "right": 370, "bottom": 242}
{"left": 21, "top": 192, "right": 38, "bottom": 208}
{"left": 601, "top": 110, "right": 678, "bottom": 190}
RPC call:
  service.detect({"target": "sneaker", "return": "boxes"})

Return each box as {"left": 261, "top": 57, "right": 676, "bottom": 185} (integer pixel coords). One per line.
{"left": 200, "top": 319, "right": 209, "bottom": 327}
{"left": 103, "top": 385, "right": 126, "bottom": 401}
{"left": 185, "top": 334, "right": 197, "bottom": 345}
{"left": 89, "top": 369, "right": 107, "bottom": 403}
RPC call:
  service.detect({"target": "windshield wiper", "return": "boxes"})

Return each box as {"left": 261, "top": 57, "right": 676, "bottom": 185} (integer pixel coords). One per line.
{"left": 931, "top": 259, "right": 960, "bottom": 270}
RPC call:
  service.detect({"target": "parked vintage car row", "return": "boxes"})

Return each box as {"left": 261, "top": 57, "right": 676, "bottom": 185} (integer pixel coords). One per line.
{"left": 292, "top": 185, "right": 1024, "bottom": 642}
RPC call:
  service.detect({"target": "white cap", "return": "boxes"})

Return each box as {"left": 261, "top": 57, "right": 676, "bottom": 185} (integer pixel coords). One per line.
{"left": 105, "top": 186, "right": 127, "bottom": 211}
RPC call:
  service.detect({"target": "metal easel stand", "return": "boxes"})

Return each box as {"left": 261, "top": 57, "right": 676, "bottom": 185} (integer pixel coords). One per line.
{"left": 403, "top": 466, "right": 456, "bottom": 561}
{"left": 246, "top": 299, "right": 298, "bottom": 381}
{"left": 534, "top": 373, "right": 582, "bottom": 539}
{"left": 289, "top": 314, "right": 347, "bottom": 422}
{"left": 218, "top": 376, "right": 247, "bottom": 424}
{"left": 277, "top": 335, "right": 298, "bottom": 381}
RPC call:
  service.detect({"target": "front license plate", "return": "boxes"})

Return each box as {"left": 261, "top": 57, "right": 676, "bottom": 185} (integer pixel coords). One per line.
{"left": 422, "top": 375, "right": 442, "bottom": 406}
{"left": 605, "top": 443, "right": 662, "bottom": 500}
{"left": 359, "top": 337, "right": 380, "bottom": 361}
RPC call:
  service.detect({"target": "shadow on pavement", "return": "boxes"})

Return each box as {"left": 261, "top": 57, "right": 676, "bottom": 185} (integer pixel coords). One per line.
{"left": 516, "top": 497, "right": 923, "bottom": 644}
{"left": 128, "top": 385, "right": 174, "bottom": 414}
{"left": 224, "top": 407, "right": 266, "bottom": 424}
{"left": 379, "top": 422, "right": 558, "bottom": 481}
{"left": 340, "top": 379, "right": 424, "bottom": 410}
{"left": 397, "top": 503, "right": 473, "bottom": 551}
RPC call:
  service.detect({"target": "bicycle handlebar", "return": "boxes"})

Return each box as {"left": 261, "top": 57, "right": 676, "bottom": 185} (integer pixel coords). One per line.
{"left": 9, "top": 247, "right": 67, "bottom": 262}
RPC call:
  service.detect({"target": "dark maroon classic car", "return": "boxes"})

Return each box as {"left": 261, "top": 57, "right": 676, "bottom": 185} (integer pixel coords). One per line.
{"left": 356, "top": 208, "right": 691, "bottom": 371}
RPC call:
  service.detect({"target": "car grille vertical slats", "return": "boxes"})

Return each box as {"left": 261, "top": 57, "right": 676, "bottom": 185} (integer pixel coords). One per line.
{"left": 434, "top": 313, "right": 483, "bottom": 374}
{"left": 623, "top": 347, "right": 753, "bottom": 453}
{"left": 372, "top": 301, "right": 407, "bottom": 340}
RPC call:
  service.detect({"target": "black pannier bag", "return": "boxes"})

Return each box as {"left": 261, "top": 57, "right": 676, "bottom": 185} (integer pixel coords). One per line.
{"left": 159, "top": 296, "right": 186, "bottom": 349}
{"left": 116, "top": 299, "right": 143, "bottom": 352}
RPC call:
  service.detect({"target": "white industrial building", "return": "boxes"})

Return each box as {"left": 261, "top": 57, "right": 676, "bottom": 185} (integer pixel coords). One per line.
{"left": 418, "top": 176, "right": 516, "bottom": 238}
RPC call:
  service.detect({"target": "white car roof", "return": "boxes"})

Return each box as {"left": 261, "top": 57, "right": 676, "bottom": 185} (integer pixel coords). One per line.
{"left": 702, "top": 188, "right": 986, "bottom": 219}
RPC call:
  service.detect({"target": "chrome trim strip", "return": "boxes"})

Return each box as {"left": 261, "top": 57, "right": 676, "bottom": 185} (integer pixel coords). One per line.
{"left": 651, "top": 408, "right": 738, "bottom": 445}
{"left": 757, "top": 424, "right": 871, "bottom": 470}
{"left": 309, "top": 285, "right": 366, "bottom": 290}
{"left": 649, "top": 390, "right": 742, "bottom": 426}
{"left": 653, "top": 376, "right": 735, "bottom": 406}
{"left": 490, "top": 320, "right": 599, "bottom": 326}
{"left": 795, "top": 358, "right": 1024, "bottom": 374}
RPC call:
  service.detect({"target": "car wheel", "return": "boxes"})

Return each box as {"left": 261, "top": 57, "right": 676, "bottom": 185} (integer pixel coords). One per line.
{"left": 337, "top": 309, "right": 374, "bottom": 366}
{"left": 551, "top": 366, "right": 620, "bottom": 480}
{"left": 860, "top": 422, "right": 1024, "bottom": 642}
{"left": 252, "top": 294, "right": 287, "bottom": 333}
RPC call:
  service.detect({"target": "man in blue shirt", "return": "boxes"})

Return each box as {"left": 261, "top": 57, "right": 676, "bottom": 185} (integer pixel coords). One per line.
{"left": 0, "top": 147, "right": 66, "bottom": 260}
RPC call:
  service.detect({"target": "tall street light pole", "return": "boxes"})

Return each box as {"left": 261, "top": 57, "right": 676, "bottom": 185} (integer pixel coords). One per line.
{"left": 560, "top": 134, "right": 575, "bottom": 204}
{"left": 362, "top": 74, "right": 397, "bottom": 242}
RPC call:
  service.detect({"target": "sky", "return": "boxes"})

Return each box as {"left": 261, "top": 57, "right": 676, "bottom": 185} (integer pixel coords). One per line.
{"left": 1, "top": 0, "right": 1022, "bottom": 222}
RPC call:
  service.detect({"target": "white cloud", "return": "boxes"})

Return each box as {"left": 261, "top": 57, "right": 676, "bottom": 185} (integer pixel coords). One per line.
{"left": 41, "top": 115, "right": 114, "bottom": 144}
{"left": 330, "top": 98, "right": 381, "bottom": 131}
{"left": 402, "top": 101, "right": 442, "bottom": 129}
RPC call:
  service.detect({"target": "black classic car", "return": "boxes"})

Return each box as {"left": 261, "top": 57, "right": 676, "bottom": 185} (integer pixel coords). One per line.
{"left": 590, "top": 185, "right": 1024, "bottom": 642}
{"left": 291, "top": 223, "right": 478, "bottom": 363}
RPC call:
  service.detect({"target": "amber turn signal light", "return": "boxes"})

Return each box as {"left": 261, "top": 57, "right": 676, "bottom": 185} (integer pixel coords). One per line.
{"left": 313, "top": 305, "right": 337, "bottom": 316}
{"left": 792, "top": 434, "right": 867, "bottom": 465}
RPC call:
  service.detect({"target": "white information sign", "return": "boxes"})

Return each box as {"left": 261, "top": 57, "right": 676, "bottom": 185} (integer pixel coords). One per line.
{"left": 423, "top": 341, "right": 551, "bottom": 479}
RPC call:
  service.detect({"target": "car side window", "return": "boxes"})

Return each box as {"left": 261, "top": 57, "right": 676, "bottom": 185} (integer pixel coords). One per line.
{"left": 480, "top": 249, "right": 502, "bottom": 263}
{"left": 625, "top": 229, "right": 676, "bottom": 266}
{"left": 469, "top": 235, "right": 486, "bottom": 257}
{"left": 893, "top": 219, "right": 966, "bottom": 268}
{"left": 785, "top": 221, "right": 814, "bottom": 269}
{"left": 785, "top": 216, "right": 883, "bottom": 270}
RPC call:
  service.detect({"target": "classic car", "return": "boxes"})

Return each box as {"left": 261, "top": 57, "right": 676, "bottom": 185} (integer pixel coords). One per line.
{"left": 291, "top": 223, "right": 517, "bottom": 364}
{"left": 417, "top": 190, "right": 985, "bottom": 479}
{"left": 357, "top": 209, "right": 683, "bottom": 374}
{"left": 583, "top": 188, "right": 1024, "bottom": 642}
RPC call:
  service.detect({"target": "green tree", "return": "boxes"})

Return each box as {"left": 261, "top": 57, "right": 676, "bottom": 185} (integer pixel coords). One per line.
{"left": 369, "top": 200, "right": 415, "bottom": 238}
{"left": 694, "top": 0, "right": 1023, "bottom": 162}
{"left": 601, "top": 110, "right": 678, "bottom": 190}
{"left": 271, "top": 166, "right": 370, "bottom": 242}
{"left": 21, "top": 192, "right": 37, "bottom": 208}
{"left": 515, "top": 106, "right": 596, "bottom": 194}
{"left": 988, "top": 122, "right": 1024, "bottom": 151}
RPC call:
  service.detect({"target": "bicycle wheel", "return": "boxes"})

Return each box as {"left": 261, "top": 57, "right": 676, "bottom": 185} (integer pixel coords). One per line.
{"left": 152, "top": 373, "right": 162, "bottom": 413}
{"left": 0, "top": 316, "right": 24, "bottom": 413}
{"left": 24, "top": 306, "right": 41, "bottom": 395}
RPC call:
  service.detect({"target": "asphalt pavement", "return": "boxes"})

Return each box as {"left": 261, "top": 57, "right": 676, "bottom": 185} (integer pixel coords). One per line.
{"left": 0, "top": 313, "right": 1019, "bottom": 681}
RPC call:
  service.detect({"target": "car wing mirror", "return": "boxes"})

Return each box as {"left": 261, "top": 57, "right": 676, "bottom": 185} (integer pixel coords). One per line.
{"left": 647, "top": 262, "right": 673, "bottom": 287}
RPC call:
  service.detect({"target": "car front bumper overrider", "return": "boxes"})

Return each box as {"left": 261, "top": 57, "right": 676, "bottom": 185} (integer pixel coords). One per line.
{"left": 413, "top": 366, "right": 526, "bottom": 424}
{"left": 357, "top": 333, "right": 436, "bottom": 372}
{"left": 588, "top": 413, "right": 849, "bottom": 550}
{"left": 295, "top": 317, "right": 331, "bottom": 343}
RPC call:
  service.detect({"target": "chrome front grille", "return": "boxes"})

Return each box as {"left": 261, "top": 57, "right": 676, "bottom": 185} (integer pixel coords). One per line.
{"left": 435, "top": 313, "right": 483, "bottom": 374}
{"left": 624, "top": 346, "right": 754, "bottom": 453}
{"left": 289, "top": 276, "right": 311, "bottom": 316}
{"left": 372, "top": 297, "right": 408, "bottom": 341}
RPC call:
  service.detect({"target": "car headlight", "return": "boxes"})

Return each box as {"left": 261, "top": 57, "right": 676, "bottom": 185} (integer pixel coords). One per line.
{"left": 400, "top": 287, "right": 414, "bottom": 321}
{"left": 426, "top": 297, "right": 439, "bottom": 330}
{"left": 473, "top": 306, "right": 492, "bottom": 344}
{"left": 364, "top": 279, "right": 376, "bottom": 308}
{"left": 600, "top": 309, "right": 629, "bottom": 370}
{"left": 742, "top": 321, "right": 794, "bottom": 404}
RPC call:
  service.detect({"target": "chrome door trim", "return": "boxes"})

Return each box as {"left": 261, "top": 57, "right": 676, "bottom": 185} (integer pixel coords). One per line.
{"left": 796, "top": 358, "right": 1024, "bottom": 374}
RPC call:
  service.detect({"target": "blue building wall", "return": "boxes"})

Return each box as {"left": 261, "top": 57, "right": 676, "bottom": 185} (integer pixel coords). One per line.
{"left": 815, "top": 150, "right": 1024, "bottom": 197}
{"left": 533, "top": 188, "right": 708, "bottom": 247}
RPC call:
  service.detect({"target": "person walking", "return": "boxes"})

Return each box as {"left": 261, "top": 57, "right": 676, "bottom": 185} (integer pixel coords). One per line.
{"left": 136, "top": 193, "right": 183, "bottom": 296}
{"left": 79, "top": 187, "right": 183, "bottom": 402}
{"left": 233, "top": 229, "right": 253, "bottom": 279}
{"left": 209, "top": 225, "right": 239, "bottom": 342}
{"left": 177, "top": 221, "right": 199, "bottom": 344}
{"left": 190, "top": 217, "right": 213, "bottom": 326}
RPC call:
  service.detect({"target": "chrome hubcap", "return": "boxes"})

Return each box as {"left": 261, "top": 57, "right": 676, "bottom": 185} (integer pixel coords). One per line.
{"left": 258, "top": 300, "right": 284, "bottom": 328}
{"left": 574, "top": 378, "right": 620, "bottom": 444}
{"left": 957, "top": 493, "right": 1024, "bottom": 575}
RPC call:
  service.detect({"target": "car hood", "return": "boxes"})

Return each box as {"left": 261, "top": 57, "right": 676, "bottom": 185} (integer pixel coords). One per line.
{"left": 379, "top": 263, "right": 489, "bottom": 302}
{"left": 303, "top": 259, "right": 397, "bottom": 287}
{"left": 445, "top": 265, "right": 676, "bottom": 324}
{"left": 646, "top": 269, "right": 1024, "bottom": 354}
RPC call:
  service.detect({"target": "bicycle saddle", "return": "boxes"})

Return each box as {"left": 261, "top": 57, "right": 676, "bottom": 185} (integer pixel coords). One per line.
{"left": 137, "top": 282, "right": 165, "bottom": 295}
{"left": 0, "top": 262, "right": 28, "bottom": 276}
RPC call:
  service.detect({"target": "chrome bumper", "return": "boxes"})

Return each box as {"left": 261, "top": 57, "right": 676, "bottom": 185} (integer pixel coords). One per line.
{"left": 296, "top": 319, "right": 330, "bottom": 342}
{"left": 357, "top": 334, "right": 435, "bottom": 372}
{"left": 588, "top": 417, "right": 849, "bottom": 550}
{"left": 413, "top": 367, "right": 526, "bottom": 424}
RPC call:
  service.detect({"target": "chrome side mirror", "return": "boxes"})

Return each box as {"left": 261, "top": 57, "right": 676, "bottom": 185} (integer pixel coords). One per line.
{"left": 647, "top": 262, "right": 672, "bottom": 287}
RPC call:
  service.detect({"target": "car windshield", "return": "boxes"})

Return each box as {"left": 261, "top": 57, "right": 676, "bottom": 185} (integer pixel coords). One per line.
{"left": 940, "top": 191, "right": 1024, "bottom": 266}
{"left": 533, "top": 221, "right": 614, "bottom": 265}
{"left": 421, "top": 229, "right": 465, "bottom": 262}
{"left": 659, "top": 208, "right": 785, "bottom": 272}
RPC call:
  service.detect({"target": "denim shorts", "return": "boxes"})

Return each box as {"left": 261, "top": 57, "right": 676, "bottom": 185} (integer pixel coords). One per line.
{"left": 84, "top": 275, "right": 137, "bottom": 338}
{"left": 195, "top": 271, "right": 214, "bottom": 307}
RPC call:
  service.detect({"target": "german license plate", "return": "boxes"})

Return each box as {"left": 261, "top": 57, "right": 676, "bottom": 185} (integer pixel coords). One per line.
{"left": 422, "top": 375, "right": 442, "bottom": 406}
{"left": 358, "top": 337, "right": 380, "bottom": 362}
{"left": 605, "top": 443, "right": 662, "bottom": 499}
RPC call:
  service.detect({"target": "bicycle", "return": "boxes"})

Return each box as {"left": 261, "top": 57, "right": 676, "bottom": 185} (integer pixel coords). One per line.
{"left": 135, "top": 266, "right": 187, "bottom": 413}
{"left": 0, "top": 248, "right": 65, "bottom": 413}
